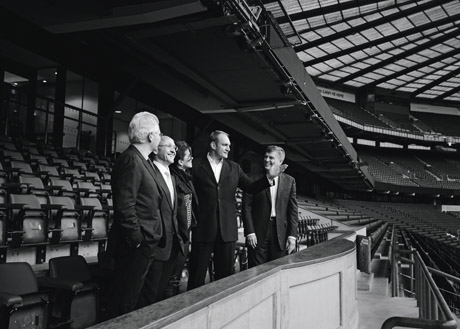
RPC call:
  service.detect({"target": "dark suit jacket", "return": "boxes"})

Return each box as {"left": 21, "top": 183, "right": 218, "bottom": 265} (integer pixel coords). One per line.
{"left": 191, "top": 157, "right": 271, "bottom": 243}
{"left": 151, "top": 163, "right": 184, "bottom": 261}
{"left": 108, "top": 145, "right": 163, "bottom": 256}
{"left": 242, "top": 173, "right": 298, "bottom": 250}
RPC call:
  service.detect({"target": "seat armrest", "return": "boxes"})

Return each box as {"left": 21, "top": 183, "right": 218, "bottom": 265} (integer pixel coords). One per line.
{"left": 45, "top": 186, "right": 64, "bottom": 191}
{"left": 1, "top": 203, "right": 30, "bottom": 210}
{"left": 75, "top": 205, "right": 96, "bottom": 211}
{"left": 74, "top": 188, "right": 91, "bottom": 193}
{"left": 41, "top": 204, "right": 64, "bottom": 210}
{"left": 0, "top": 292, "right": 23, "bottom": 307}
{"left": 37, "top": 277, "right": 84, "bottom": 292}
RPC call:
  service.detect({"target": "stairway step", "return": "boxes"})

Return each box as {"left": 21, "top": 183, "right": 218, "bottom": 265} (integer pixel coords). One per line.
{"left": 357, "top": 272, "right": 374, "bottom": 291}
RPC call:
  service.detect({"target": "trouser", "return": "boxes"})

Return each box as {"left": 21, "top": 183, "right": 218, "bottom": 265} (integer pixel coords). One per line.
{"left": 106, "top": 244, "right": 154, "bottom": 319}
{"left": 248, "top": 219, "right": 285, "bottom": 268}
{"left": 137, "top": 241, "right": 181, "bottom": 307}
{"left": 187, "top": 234, "right": 235, "bottom": 290}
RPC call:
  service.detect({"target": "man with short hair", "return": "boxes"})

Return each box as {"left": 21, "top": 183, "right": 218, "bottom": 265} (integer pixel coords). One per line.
{"left": 187, "top": 131, "right": 286, "bottom": 290}
{"left": 107, "top": 111, "right": 164, "bottom": 318}
{"left": 137, "top": 136, "right": 184, "bottom": 306}
{"left": 242, "top": 146, "right": 298, "bottom": 267}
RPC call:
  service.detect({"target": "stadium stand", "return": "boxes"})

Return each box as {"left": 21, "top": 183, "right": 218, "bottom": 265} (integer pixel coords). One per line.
{"left": 326, "top": 98, "right": 391, "bottom": 129}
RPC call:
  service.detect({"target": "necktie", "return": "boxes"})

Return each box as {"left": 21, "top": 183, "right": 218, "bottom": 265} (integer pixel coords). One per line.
{"left": 164, "top": 171, "right": 175, "bottom": 205}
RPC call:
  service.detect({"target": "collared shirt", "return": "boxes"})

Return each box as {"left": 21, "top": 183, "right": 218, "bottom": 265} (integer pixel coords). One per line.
{"left": 246, "top": 175, "right": 295, "bottom": 243}
{"left": 270, "top": 176, "right": 278, "bottom": 217}
{"left": 207, "top": 153, "right": 223, "bottom": 183}
{"left": 153, "top": 160, "right": 175, "bottom": 205}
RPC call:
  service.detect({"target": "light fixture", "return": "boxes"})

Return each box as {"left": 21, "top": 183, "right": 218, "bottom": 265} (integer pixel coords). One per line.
{"left": 54, "top": 71, "right": 58, "bottom": 75}
{"left": 13, "top": 82, "right": 18, "bottom": 86}
{"left": 43, "top": 80, "right": 47, "bottom": 83}
{"left": 115, "top": 110, "right": 122, "bottom": 114}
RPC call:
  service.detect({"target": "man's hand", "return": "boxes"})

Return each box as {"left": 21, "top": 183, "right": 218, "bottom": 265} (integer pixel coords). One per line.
{"left": 285, "top": 237, "right": 296, "bottom": 254}
{"left": 246, "top": 234, "right": 257, "bottom": 249}
{"left": 266, "top": 164, "right": 288, "bottom": 180}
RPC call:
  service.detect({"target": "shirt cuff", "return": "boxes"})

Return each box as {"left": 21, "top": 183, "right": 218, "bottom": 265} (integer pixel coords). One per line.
{"left": 246, "top": 233, "right": 256, "bottom": 238}
{"left": 288, "top": 236, "right": 296, "bottom": 242}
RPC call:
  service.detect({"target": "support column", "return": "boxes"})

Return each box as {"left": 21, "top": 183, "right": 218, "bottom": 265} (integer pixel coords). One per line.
{"left": 0, "top": 67, "right": 5, "bottom": 135}
{"left": 53, "top": 67, "right": 66, "bottom": 148}
{"left": 98, "top": 80, "right": 114, "bottom": 156}
{"left": 25, "top": 72, "right": 37, "bottom": 140}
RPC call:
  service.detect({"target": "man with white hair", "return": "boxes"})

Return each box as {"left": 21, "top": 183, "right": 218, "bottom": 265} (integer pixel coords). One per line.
{"left": 107, "top": 111, "right": 164, "bottom": 318}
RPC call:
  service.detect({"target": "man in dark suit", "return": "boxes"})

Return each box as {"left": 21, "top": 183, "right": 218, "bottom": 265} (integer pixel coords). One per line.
{"left": 137, "top": 136, "right": 184, "bottom": 306}
{"left": 243, "top": 146, "right": 298, "bottom": 267}
{"left": 106, "top": 111, "right": 163, "bottom": 318}
{"left": 187, "top": 131, "right": 286, "bottom": 290}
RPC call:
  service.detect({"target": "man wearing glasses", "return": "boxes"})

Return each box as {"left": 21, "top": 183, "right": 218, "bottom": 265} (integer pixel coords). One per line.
{"left": 137, "top": 135, "right": 184, "bottom": 305}
{"left": 107, "top": 112, "right": 164, "bottom": 318}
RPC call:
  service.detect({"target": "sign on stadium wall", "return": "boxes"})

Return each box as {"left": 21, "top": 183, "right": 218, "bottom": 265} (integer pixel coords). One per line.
{"left": 411, "top": 103, "right": 460, "bottom": 116}
{"left": 317, "top": 86, "right": 355, "bottom": 103}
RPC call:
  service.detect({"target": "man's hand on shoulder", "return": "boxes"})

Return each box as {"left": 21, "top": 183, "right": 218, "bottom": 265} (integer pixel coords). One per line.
{"left": 266, "top": 164, "right": 288, "bottom": 180}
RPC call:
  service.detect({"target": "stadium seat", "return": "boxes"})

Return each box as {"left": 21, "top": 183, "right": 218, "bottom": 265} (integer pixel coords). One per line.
{"left": 6, "top": 194, "right": 48, "bottom": 247}
{"left": 77, "top": 197, "right": 108, "bottom": 241}
{"left": 48, "top": 179, "right": 78, "bottom": 199}
{"left": 46, "top": 196, "right": 82, "bottom": 244}
{"left": 47, "top": 255, "right": 100, "bottom": 329}
{"left": 0, "top": 262, "right": 50, "bottom": 329}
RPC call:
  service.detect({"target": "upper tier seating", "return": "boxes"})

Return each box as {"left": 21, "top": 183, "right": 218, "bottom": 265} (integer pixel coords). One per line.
{"left": 326, "top": 98, "right": 390, "bottom": 129}
{"left": 360, "top": 149, "right": 460, "bottom": 190}
{"left": 412, "top": 112, "right": 460, "bottom": 137}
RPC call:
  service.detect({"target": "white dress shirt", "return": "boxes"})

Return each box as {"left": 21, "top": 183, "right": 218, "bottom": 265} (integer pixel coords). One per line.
{"left": 153, "top": 161, "right": 174, "bottom": 205}
{"left": 269, "top": 176, "right": 278, "bottom": 217}
{"left": 207, "top": 153, "right": 223, "bottom": 183}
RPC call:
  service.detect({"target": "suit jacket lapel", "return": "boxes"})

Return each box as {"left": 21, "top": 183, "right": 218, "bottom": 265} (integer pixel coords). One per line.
{"left": 275, "top": 174, "right": 286, "bottom": 217}
{"left": 219, "top": 160, "right": 230, "bottom": 185}
{"left": 130, "top": 146, "right": 157, "bottom": 181}
{"left": 171, "top": 175, "right": 179, "bottom": 232}
{"left": 152, "top": 163, "right": 174, "bottom": 209}
{"left": 201, "top": 159, "right": 218, "bottom": 185}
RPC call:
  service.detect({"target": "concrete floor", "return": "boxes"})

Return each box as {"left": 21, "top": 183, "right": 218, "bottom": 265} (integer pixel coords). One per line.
{"left": 357, "top": 276, "right": 460, "bottom": 329}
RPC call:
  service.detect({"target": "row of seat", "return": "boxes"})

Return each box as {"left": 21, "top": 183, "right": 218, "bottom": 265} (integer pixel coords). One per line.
{"left": 0, "top": 193, "right": 111, "bottom": 262}
{"left": 0, "top": 255, "right": 102, "bottom": 329}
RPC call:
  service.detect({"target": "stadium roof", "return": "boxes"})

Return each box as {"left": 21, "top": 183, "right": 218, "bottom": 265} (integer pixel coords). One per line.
{"left": 263, "top": 0, "right": 460, "bottom": 103}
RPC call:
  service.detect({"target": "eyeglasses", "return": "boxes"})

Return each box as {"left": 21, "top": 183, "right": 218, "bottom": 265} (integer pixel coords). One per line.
{"left": 150, "top": 131, "right": 163, "bottom": 137}
{"left": 158, "top": 144, "right": 178, "bottom": 151}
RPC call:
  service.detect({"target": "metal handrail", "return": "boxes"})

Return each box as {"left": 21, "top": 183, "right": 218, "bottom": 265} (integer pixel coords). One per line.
{"left": 382, "top": 250, "right": 458, "bottom": 329}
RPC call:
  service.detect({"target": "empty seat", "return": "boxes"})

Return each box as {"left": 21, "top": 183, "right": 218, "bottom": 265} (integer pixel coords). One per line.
{"left": 72, "top": 161, "right": 87, "bottom": 171}
{"left": 2, "top": 149, "right": 23, "bottom": 162}
{"left": 29, "top": 154, "right": 48, "bottom": 165}
{"left": 77, "top": 197, "right": 108, "bottom": 241}
{"left": 82, "top": 171, "right": 100, "bottom": 183}
{"left": 7, "top": 194, "right": 48, "bottom": 247}
{"left": 47, "top": 256, "right": 100, "bottom": 329}
{"left": 0, "top": 262, "right": 50, "bottom": 329}
{"left": 47, "top": 196, "right": 82, "bottom": 243}
{"left": 51, "top": 158, "right": 69, "bottom": 169}
{"left": 75, "top": 181, "right": 100, "bottom": 199}
{"left": 9, "top": 160, "right": 34, "bottom": 178}
{"left": 62, "top": 168, "right": 83, "bottom": 184}
{"left": 48, "top": 179, "right": 78, "bottom": 199}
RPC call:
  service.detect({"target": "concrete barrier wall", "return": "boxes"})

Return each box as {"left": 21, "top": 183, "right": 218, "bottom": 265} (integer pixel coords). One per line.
{"left": 91, "top": 236, "right": 358, "bottom": 329}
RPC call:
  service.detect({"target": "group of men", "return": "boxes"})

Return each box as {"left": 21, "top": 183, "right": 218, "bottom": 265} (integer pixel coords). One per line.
{"left": 107, "top": 112, "right": 298, "bottom": 318}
